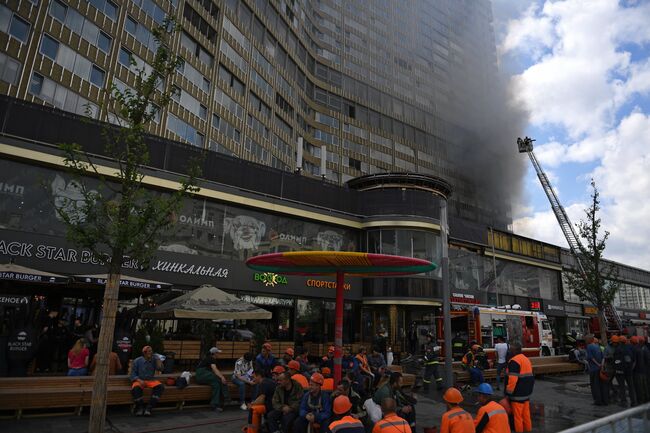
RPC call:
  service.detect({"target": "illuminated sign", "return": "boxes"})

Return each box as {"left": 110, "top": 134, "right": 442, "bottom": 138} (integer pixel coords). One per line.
{"left": 254, "top": 272, "right": 287, "bottom": 287}
{"left": 306, "top": 279, "right": 351, "bottom": 290}
{"left": 240, "top": 295, "right": 294, "bottom": 307}
{"left": 529, "top": 301, "right": 541, "bottom": 311}
{"left": 583, "top": 306, "right": 598, "bottom": 316}
{"left": 450, "top": 293, "right": 480, "bottom": 305}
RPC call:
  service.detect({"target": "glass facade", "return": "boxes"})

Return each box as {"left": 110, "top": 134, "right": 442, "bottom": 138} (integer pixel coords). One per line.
{"left": 0, "top": 0, "right": 512, "bottom": 230}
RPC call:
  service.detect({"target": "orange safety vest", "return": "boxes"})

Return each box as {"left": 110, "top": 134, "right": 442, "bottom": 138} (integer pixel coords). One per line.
{"left": 356, "top": 354, "right": 370, "bottom": 372}
{"left": 506, "top": 354, "right": 534, "bottom": 401}
{"left": 292, "top": 373, "right": 309, "bottom": 390}
{"left": 440, "top": 406, "right": 475, "bottom": 433}
{"left": 322, "top": 377, "right": 335, "bottom": 391}
{"left": 372, "top": 413, "right": 412, "bottom": 433}
{"left": 329, "top": 415, "right": 365, "bottom": 433}
{"left": 474, "top": 401, "right": 510, "bottom": 433}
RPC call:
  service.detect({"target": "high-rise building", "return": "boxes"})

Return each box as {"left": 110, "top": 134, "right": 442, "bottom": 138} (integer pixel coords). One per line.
{"left": 0, "top": 0, "right": 514, "bottom": 230}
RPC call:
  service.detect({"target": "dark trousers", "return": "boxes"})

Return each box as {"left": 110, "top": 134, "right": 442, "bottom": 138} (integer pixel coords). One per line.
{"left": 634, "top": 373, "right": 647, "bottom": 404}
{"left": 615, "top": 374, "right": 636, "bottom": 406}
{"left": 131, "top": 384, "right": 164, "bottom": 409}
{"left": 398, "top": 406, "right": 416, "bottom": 428}
{"left": 267, "top": 409, "right": 298, "bottom": 433}
{"left": 469, "top": 367, "right": 484, "bottom": 385}
{"left": 589, "top": 371, "right": 608, "bottom": 405}
{"left": 293, "top": 414, "right": 330, "bottom": 433}
{"left": 496, "top": 362, "right": 507, "bottom": 388}
{"left": 423, "top": 363, "right": 443, "bottom": 391}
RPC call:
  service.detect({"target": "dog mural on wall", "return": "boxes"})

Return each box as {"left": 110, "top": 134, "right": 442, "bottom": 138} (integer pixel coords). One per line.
{"left": 316, "top": 230, "right": 344, "bottom": 251}
{"left": 51, "top": 175, "right": 97, "bottom": 224}
{"left": 223, "top": 215, "right": 266, "bottom": 252}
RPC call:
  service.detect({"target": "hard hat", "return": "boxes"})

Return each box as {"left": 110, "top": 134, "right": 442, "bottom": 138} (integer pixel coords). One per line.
{"left": 322, "top": 367, "right": 331, "bottom": 375}
{"left": 272, "top": 365, "right": 286, "bottom": 374}
{"left": 310, "top": 373, "right": 325, "bottom": 385}
{"left": 288, "top": 360, "right": 301, "bottom": 371}
{"left": 619, "top": 336, "right": 628, "bottom": 344}
{"left": 631, "top": 336, "right": 639, "bottom": 345}
{"left": 475, "top": 383, "right": 494, "bottom": 395}
{"left": 610, "top": 335, "right": 620, "bottom": 343}
{"left": 285, "top": 347, "right": 295, "bottom": 357}
{"left": 333, "top": 395, "right": 353, "bottom": 414}
{"left": 443, "top": 387, "right": 463, "bottom": 404}
{"left": 263, "top": 343, "right": 273, "bottom": 351}
{"left": 640, "top": 336, "right": 646, "bottom": 343}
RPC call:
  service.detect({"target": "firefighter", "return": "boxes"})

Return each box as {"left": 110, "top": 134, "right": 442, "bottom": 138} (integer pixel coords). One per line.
{"left": 423, "top": 334, "right": 443, "bottom": 392}
{"left": 328, "top": 395, "right": 365, "bottom": 433}
{"left": 505, "top": 343, "right": 534, "bottom": 433}
{"left": 474, "top": 383, "right": 510, "bottom": 433}
{"left": 440, "top": 387, "right": 475, "bottom": 433}
{"left": 462, "top": 345, "right": 484, "bottom": 386}
{"left": 452, "top": 333, "right": 467, "bottom": 361}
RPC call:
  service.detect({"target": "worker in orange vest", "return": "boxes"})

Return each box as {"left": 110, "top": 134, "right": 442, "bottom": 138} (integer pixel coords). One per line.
{"left": 505, "top": 343, "right": 534, "bottom": 432}
{"left": 329, "top": 395, "right": 365, "bottom": 433}
{"left": 440, "top": 387, "right": 475, "bottom": 433}
{"left": 322, "top": 367, "right": 335, "bottom": 392}
{"left": 372, "top": 398, "right": 412, "bottom": 433}
{"left": 288, "top": 360, "right": 309, "bottom": 390}
{"left": 474, "top": 383, "right": 510, "bottom": 433}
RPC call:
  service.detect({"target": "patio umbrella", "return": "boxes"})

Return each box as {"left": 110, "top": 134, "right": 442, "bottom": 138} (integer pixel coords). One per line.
{"left": 141, "top": 284, "right": 272, "bottom": 320}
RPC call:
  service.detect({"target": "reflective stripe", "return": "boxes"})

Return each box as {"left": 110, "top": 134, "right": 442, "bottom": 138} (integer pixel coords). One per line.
{"left": 379, "top": 420, "right": 409, "bottom": 429}
{"left": 447, "top": 410, "right": 470, "bottom": 420}
{"left": 508, "top": 372, "right": 534, "bottom": 377}
{"left": 423, "top": 379, "right": 431, "bottom": 383}
{"left": 509, "top": 395, "right": 530, "bottom": 401}
{"left": 435, "top": 378, "right": 443, "bottom": 381}
{"left": 487, "top": 409, "right": 507, "bottom": 417}
{"left": 331, "top": 421, "right": 363, "bottom": 432}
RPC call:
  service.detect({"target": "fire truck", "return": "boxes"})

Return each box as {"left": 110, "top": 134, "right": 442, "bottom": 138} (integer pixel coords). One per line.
{"left": 437, "top": 306, "right": 554, "bottom": 360}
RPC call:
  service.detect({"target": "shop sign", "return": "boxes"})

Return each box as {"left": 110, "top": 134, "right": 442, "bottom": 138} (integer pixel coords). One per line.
{"left": 84, "top": 277, "right": 166, "bottom": 290}
{"left": 7, "top": 328, "right": 36, "bottom": 359}
{"left": 151, "top": 260, "right": 229, "bottom": 278}
{"left": 0, "top": 295, "right": 30, "bottom": 305}
{"left": 307, "top": 279, "right": 351, "bottom": 290}
{"left": 583, "top": 306, "right": 598, "bottom": 316}
{"left": 254, "top": 272, "right": 287, "bottom": 287}
{"left": 622, "top": 311, "right": 639, "bottom": 319}
{"left": 240, "top": 294, "right": 294, "bottom": 307}
{"left": 0, "top": 271, "right": 63, "bottom": 283}
{"left": 564, "top": 304, "right": 583, "bottom": 315}
{"left": 543, "top": 300, "right": 566, "bottom": 316}
{"left": 450, "top": 293, "right": 480, "bottom": 304}
{"left": 529, "top": 300, "right": 541, "bottom": 311}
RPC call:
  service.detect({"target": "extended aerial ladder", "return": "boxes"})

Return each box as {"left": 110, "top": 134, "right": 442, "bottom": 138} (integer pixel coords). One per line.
{"left": 517, "top": 137, "right": 622, "bottom": 332}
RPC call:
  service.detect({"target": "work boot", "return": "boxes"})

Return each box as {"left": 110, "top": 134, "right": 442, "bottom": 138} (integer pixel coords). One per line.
{"left": 134, "top": 402, "right": 144, "bottom": 416}
{"left": 144, "top": 406, "right": 152, "bottom": 416}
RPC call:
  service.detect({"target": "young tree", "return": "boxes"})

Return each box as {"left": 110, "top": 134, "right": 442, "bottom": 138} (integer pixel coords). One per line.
{"left": 55, "top": 19, "right": 200, "bottom": 433}
{"left": 565, "top": 180, "right": 619, "bottom": 344}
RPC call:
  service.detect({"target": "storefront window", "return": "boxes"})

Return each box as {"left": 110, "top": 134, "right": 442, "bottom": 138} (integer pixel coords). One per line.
{"left": 295, "top": 299, "right": 322, "bottom": 342}
{"left": 366, "top": 229, "right": 441, "bottom": 277}
{"left": 487, "top": 259, "right": 560, "bottom": 300}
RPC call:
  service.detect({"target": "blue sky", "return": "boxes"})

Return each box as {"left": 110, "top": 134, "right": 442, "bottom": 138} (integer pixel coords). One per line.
{"left": 491, "top": 0, "right": 650, "bottom": 270}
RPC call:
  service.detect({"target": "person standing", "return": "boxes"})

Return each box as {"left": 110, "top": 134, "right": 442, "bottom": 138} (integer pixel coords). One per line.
{"left": 233, "top": 352, "right": 255, "bottom": 410}
{"left": 195, "top": 346, "right": 228, "bottom": 412}
{"left": 613, "top": 336, "right": 636, "bottom": 406}
{"left": 423, "top": 334, "right": 443, "bottom": 392}
{"left": 130, "top": 345, "right": 164, "bottom": 416}
{"left": 294, "top": 373, "right": 332, "bottom": 433}
{"left": 373, "top": 328, "right": 387, "bottom": 358}
{"left": 586, "top": 335, "right": 608, "bottom": 406}
{"left": 329, "top": 395, "right": 365, "bottom": 433}
{"left": 269, "top": 371, "right": 303, "bottom": 433}
{"left": 631, "top": 336, "right": 647, "bottom": 404}
{"left": 372, "top": 398, "right": 412, "bottom": 433}
{"left": 67, "top": 338, "right": 89, "bottom": 376}
{"left": 505, "top": 343, "right": 534, "bottom": 433}
{"left": 474, "top": 383, "right": 510, "bottom": 433}
{"left": 452, "top": 333, "right": 467, "bottom": 361}
{"left": 494, "top": 337, "right": 509, "bottom": 391}
{"left": 440, "top": 388, "right": 475, "bottom": 433}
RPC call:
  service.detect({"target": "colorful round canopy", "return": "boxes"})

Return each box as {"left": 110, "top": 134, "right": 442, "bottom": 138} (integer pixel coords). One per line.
{"left": 245, "top": 251, "right": 436, "bottom": 276}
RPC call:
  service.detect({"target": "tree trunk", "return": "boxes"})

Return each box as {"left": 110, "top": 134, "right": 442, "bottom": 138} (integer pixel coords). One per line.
{"left": 88, "top": 256, "right": 122, "bottom": 433}
{"left": 598, "top": 310, "right": 608, "bottom": 345}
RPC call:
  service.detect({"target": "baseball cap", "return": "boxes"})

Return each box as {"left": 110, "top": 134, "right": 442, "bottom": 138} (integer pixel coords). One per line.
{"left": 209, "top": 346, "right": 222, "bottom": 354}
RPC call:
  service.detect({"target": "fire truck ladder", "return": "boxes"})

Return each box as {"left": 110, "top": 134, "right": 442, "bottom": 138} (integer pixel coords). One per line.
{"left": 517, "top": 137, "right": 622, "bottom": 332}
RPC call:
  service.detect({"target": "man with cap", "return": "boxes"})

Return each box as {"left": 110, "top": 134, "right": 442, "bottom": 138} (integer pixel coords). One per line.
{"left": 372, "top": 398, "right": 411, "bottom": 433}
{"left": 257, "top": 343, "right": 277, "bottom": 378}
{"left": 196, "top": 346, "right": 228, "bottom": 411}
{"left": 294, "top": 373, "right": 332, "bottom": 433}
{"left": 322, "top": 367, "right": 335, "bottom": 392}
{"left": 130, "top": 345, "right": 164, "bottom": 416}
{"left": 288, "top": 360, "right": 309, "bottom": 390}
{"left": 329, "top": 395, "right": 364, "bottom": 433}
{"left": 272, "top": 365, "right": 287, "bottom": 383}
{"left": 269, "top": 371, "right": 304, "bottom": 433}
{"left": 322, "top": 346, "right": 335, "bottom": 370}
{"left": 440, "top": 387, "right": 475, "bottom": 433}
{"left": 281, "top": 347, "right": 295, "bottom": 366}
{"left": 474, "top": 383, "right": 510, "bottom": 433}
{"left": 245, "top": 369, "right": 277, "bottom": 433}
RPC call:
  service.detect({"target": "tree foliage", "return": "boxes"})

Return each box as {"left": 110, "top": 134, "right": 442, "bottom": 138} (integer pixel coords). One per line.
{"left": 565, "top": 180, "right": 619, "bottom": 309}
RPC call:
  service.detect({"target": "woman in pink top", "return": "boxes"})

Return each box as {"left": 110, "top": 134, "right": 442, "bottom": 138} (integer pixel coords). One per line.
{"left": 67, "top": 338, "right": 90, "bottom": 376}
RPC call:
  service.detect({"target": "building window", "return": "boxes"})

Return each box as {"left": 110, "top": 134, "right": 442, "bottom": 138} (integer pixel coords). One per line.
{"left": 88, "top": 0, "right": 118, "bottom": 21}
{"left": 119, "top": 47, "right": 131, "bottom": 67}
{"left": 9, "top": 14, "right": 30, "bottom": 43}
{"left": 199, "top": 104, "right": 207, "bottom": 120}
{"left": 30, "top": 72, "right": 44, "bottom": 94}
{"left": 40, "top": 34, "right": 60, "bottom": 60}
{"left": 50, "top": 0, "right": 67, "bottom": 22}
{"left": 0, "top": 52, "right": 21, "bottom": 85}
{"left": 90, "top": 65, "right": 105, "bottom": 87}
{"left": 97, "top": 31, "right": 111, "bottom": 53}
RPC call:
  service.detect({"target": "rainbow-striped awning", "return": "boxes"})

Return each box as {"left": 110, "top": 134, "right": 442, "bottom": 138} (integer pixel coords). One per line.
{"left": 245, "top": 251, "right": 436, "bottom": 276}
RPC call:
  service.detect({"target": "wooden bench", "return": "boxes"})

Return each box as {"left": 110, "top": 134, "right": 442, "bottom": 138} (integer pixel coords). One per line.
{"left": 452, "top": 355, "right": 584, "bottom": 383}
{"left": 386, "top": 365, "right": 416, "bottom": 389}
{"left": 163, "top": 340, "right": 202, "bottom": 362}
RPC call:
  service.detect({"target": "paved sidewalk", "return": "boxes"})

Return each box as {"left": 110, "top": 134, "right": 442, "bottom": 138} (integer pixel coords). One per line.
{"left": 0, "top": 373, "right": 634, "bottom": 433}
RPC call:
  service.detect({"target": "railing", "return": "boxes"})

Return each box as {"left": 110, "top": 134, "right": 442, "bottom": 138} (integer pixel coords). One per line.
{"left": 557, "top": 402, "right": 650, "bottom": 433}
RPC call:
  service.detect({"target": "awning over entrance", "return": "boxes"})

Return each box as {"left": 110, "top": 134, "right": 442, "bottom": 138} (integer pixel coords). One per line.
{"left": 73, "top": 274, "right": 172, "bottom": 293}
{"left": 0, "top": 263, "right": 69, "bottom": 284}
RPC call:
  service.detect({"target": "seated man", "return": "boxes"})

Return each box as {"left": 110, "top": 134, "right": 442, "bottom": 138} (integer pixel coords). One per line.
{"left": 245, "top": 369, "right": 277, "bottom": 433}
{"left": 269, "top": 371, "right": 304, "bottom": 433}
{"left": 321, "top": 367, "right": 335, "bottom": 392}
{"left": 288, "top": 360, "right": 309, "bottom": 390}
{"left": 372, "top": 372, "right": 416, "bottom": 429}
{"left": 294, "top": 373, "right": 332, "bottom": 433}
{"left": 130, "top": 345, "right": 164, "bottom": 416}
{"left": 329, "top": 395, "right": 365, "bottom": 433}
{"left": 462, "top": 345, "right": 484, "bottom": 387}
{"left": 372, "top": 398, "right": 412, "bottom": 433}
